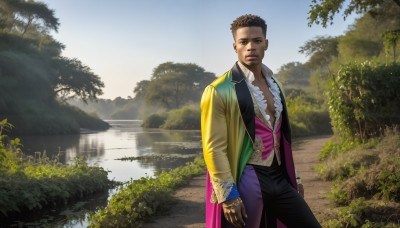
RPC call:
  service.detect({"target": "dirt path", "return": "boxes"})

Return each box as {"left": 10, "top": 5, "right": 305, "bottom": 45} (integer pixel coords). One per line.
{"left": 142, "top": 135, "right": 332, "bottom": 228}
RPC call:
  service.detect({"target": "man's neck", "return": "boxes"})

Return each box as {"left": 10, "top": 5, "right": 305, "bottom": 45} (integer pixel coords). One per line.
{"left": 241, "top": 61, "right": 263, "bottom": 81}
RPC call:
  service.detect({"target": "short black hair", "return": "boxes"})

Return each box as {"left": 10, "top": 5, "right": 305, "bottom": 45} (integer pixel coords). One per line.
{"left": 230, "top": 14, "right": 267, "bottom": 39}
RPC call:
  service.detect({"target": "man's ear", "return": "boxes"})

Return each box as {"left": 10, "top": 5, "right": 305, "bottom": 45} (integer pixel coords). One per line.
{"left": 265, "top": 39, "right": 269, "bottom": 50}
{"left": 233, "top": 42, "right": 237, "bottom": 53}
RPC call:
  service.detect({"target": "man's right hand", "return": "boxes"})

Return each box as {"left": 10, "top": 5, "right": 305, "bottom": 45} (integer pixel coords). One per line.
{"left": 222, "top": 197, "right": 247, "bottom": 228}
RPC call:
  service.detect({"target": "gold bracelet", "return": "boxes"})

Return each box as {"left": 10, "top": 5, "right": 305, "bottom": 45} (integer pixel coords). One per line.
{"left": 223, "top": 198, "right": 242, "bottom": 208}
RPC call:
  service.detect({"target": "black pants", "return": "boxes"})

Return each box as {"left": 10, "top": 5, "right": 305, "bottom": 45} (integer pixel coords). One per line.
{"left": 252, "top": 159, "right": 321, "bottom": 228}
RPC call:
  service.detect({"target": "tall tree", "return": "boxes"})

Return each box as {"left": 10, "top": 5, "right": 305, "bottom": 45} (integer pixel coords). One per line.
{"left": 299, "top": 36, "right": 339, "bottom": 70}
{"left": 133, "top": 80, "right": 149, "bottom": 100}
{"left": 142, "top": 62, "right": 216, "bottom": 110}
{"left": 0, "top": 1, "right": 107, "bottom": 134}
{"left": 53, "top": 57, "right": 104, "bottom": 103}
{"left": 336, "top": 1, "right": 400, "bottom": 62}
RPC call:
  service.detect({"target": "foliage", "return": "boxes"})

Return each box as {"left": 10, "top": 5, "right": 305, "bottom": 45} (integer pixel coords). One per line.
{"left": 0, "top": 120, "right": 111, "bottom": 218}
{"left": 68, "top": 97, "right": 143, "bottom": 120}
{"left": 308, "top": 0, "right": 400, "bottom": 27}
{"left": 316, "top": 140, "right": 379, "bottom": 180}
{"left": 134, "top": 62, "right": 216, "bottom": 111}
{"left": 0, "top": 1, "right": 107, "bottom": 134}
{"left": 110, "top": 99, "right": 143, "bottom": 120}
{"left": 161, "top": 106, "right": 200, "bottom": 130}
{"left": 141, "top": 113, "right": 167, "bottom": 128}
{"left": 327, "top": 62, "right": 400, "bottom": 141}
{"left": 53, "top": 57, "right": 104, "bottom": 103}
{"left": 0, "top": 0, "right": 59, "bottom": 34}
{"left": 88, "top": 156, "right": 206, "bottom": 227}
{"left": 383, "top": 29, "right": 400, "bottom": 63}
{"left": 133, "top": 80, "right": 149, "bottom": 100}
{"left": 318, "top": 129, "right": 400, "bottom": 227}
{"left": 318, "top": 137, "right": 378, "bottom": 160}
{"left": 318, "top": 129, "right": 400, "bottom": 205}
{"left": 303, "top": 1, "right": 400, "bottom": 100}
{"left": 299, "top": 35, "right": 339, "bottom": 70}
{"left": 322, "top": 198, "right": 400, "bottom": 227}
{"left": 0, "top": 101, "right": 109, "bottom": 135}
{"left": 275, "top": 62, "right": 311, "bottom": 87}
{"left": 336, "top": 2, "right": 400, "bottom": 64}
{"left": 285, "top": 92, "right": 332, "bottom": 138}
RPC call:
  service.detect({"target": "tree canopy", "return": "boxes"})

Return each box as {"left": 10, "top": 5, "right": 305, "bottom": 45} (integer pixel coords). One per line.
{"left": 308, "top": 0, "right": 400, "bottom": 27}
{"left": 134, "top": 62, "right": 216, "bottom": 111}
{"left": 275, "top": 62, "right": 311, "bottom": 87}
{"left": 0, "top": 0, "right": 107, "bottom": 134}
{"left": 299, "top": 35, "right": 339, "bottom": 70}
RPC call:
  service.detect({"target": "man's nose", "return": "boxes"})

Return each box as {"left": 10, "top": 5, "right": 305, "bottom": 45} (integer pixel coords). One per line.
{"left": 246, "top": 42, "right": 255, "bottom": 50}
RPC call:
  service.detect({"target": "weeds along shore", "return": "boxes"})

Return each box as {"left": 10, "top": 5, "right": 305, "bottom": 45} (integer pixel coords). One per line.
{"left": 88, "top": 156, "right": 206, "bottom": 227}
{"left": 0, "top": 119, "right": 113, "bottom": 221}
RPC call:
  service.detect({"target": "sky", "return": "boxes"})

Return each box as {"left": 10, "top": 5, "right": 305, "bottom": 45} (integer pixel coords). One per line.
{"left": 41, "top": 0, "right": 357, "bottom": 99}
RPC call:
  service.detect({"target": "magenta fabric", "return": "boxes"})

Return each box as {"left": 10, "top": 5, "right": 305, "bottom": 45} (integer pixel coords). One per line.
{"left": 254, "top": 117, "right": 282, "bottom": 160}
{"left": 206, "top": 172, "right": 222, "bottom": 228}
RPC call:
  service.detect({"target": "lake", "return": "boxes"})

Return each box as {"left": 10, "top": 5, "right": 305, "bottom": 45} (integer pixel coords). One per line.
{"left": 5, "top": 120, "right": 202, "bottom": 227}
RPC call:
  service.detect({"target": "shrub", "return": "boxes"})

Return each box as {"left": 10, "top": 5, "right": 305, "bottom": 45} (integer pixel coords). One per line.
{"left": 327, "top": 62, "right": 400, "bottom": 141}
{"left": 162, "top": 106, "right": 200, "bottom": 130}
{"left": 286, "top": 94, "right": 332, "bottom": 137}
{"left": 141, "top": 113, "right": 167, "bottom": 128}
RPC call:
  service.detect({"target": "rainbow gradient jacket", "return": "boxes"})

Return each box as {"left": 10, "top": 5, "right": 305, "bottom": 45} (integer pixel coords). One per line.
{"left": 201, "top": 62, "right": 298, "bottom": 226}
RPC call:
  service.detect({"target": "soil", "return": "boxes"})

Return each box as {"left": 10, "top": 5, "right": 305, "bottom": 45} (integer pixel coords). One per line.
{"left": 142, "top": 135, "right": 333, "bottom": 228}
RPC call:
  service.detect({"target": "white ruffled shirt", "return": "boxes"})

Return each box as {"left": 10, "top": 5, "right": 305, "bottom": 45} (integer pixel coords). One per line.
{"left": 237, "top": 61, "right": 283, "bottom": 129}
{"left": 237, "top": 61, "right": 284, "bottom": 167}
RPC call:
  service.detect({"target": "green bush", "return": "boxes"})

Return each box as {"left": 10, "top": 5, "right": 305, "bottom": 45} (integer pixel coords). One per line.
{"left": 162, "top": 106, "right": 200, "bottom": 130}
{"left": 286, "top": 94, "right": 332, "bottom": 137}
{"left": 0, "top": 119, "right": 111, "bottom": 218}
{"left": 141, "top": 113, "right": 167, "bottom": 128}
{"left": 327, "top": 62, "right": 400, "bottom": 141}
{"left": 319, "top": 138, "right": 359, "bottom": 160}
{"left": 88, "top": 156, "right": 206, "bottom": 227}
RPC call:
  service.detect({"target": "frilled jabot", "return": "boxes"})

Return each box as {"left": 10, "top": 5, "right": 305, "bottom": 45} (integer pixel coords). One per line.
{"left": 237, "top": 61, "right": 283, "bottom": 129}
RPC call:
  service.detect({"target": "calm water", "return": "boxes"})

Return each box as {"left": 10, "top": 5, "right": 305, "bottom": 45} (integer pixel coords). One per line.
{"left": 5, "top": 120, "right": 202, "bottom": 227}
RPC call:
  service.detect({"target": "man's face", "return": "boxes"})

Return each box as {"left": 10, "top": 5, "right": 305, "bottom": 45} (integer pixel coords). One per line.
{"left": 233, "top": 26, "right": 268, "bottom": 68}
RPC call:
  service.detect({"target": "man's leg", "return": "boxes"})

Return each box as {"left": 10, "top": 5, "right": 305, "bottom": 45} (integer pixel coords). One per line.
{"left": 273, "top": 181, "right": 321, "bottom": 228}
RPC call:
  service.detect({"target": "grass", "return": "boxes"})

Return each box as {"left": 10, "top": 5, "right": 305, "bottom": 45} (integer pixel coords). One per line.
{"left": 317, "top": 128, "right": 400, "bottom": 227}
{"left": 88, "top": 156, "right": 206, "bottom": 227}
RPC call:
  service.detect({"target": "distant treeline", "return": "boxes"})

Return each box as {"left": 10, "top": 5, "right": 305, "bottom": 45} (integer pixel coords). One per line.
{"left": 68, "top": 97, "right": 143, "bottom": 120}
{"left": 0, "top": 0, "right": 109, "bottom": 135}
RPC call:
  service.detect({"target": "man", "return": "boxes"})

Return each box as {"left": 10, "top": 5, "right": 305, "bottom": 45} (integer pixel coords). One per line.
{"left": 200, "top": 14, "right": 320, "bottom": 228}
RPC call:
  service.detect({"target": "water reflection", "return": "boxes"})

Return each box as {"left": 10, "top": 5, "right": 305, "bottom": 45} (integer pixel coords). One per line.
{"left": 10, "top": 120, "right": 202, "bottom": 227}
{"left": 19, "top": 120, "right": 202, "bottom": 181}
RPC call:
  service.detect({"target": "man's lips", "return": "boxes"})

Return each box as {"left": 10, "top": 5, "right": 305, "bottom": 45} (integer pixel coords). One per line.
{"left": 246, "top": 55, "right": 258, "bottom": 59}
